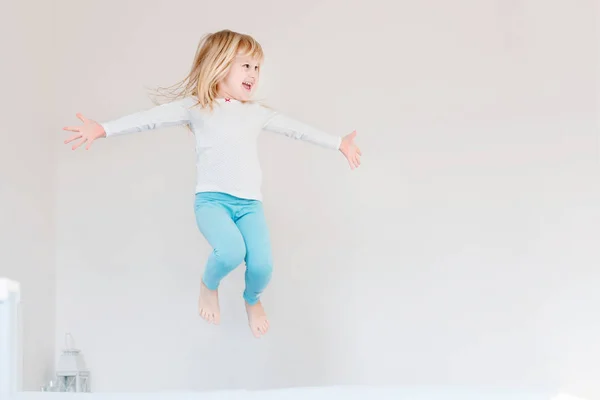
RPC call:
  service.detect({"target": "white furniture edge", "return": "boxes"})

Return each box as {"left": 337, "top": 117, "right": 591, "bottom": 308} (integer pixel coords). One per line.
{"left": 0, "top": 277, "right": 22, "bottom": 400}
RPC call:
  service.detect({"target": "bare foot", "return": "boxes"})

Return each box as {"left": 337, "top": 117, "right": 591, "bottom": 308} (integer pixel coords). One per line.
{"left": 245, "top": 301, "right": 269, "bottom": 338}
{"left": 198, "top": 281, "right": 220, "bottom": 324}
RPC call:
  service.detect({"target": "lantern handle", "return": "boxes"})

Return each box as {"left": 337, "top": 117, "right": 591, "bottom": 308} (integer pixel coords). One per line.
{"left": 64, "top": 332, "right": 75, "bottom": 350}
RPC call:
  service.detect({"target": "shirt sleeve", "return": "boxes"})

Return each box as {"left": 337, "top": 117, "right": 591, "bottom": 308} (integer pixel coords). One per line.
{"left": 261, "top": 111, "right": 342, "bottom": 150}
{"left": 101, "top": 97, "right": 196, "bottom": 137}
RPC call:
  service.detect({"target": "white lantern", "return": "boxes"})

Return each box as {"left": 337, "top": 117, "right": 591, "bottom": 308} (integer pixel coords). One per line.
{"left": 56, "top": 333, "right": 90, "bottom": 392}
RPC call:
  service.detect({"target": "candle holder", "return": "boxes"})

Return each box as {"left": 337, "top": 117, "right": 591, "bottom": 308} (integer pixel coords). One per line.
{"left": 56, "top": 333, "right": 91, "bottom": 392}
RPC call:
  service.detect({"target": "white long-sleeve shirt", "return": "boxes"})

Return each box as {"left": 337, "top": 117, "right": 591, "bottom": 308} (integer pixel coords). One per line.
{"left": 101, "top": 97, "right": 342, "bottom": 201}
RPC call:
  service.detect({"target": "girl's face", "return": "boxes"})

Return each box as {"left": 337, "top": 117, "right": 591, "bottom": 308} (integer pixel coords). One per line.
{"left": 218, "top": 53, "right": 261, "bottom": 101}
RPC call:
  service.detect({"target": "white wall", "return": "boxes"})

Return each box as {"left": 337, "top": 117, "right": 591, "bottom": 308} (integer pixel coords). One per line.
{"left": 53, "top": 0, "right": 598, "bottom": 398}
{"left": 0, "top": 0, "right": 57, "bottom": 391}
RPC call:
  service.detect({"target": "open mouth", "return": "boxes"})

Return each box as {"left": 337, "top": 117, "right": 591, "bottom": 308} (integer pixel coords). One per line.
{"left": 242, "top": 81, "right": 253, "bottom": 91}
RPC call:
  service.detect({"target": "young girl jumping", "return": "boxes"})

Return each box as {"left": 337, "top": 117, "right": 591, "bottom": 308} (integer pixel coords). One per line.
{"left": 63, "top": 29, "right": 362, "bottom": 338}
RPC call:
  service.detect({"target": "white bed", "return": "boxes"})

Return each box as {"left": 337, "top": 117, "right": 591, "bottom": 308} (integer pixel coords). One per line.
{"left": 0, "top": 277, "right": 588, "bottom": 400}
{"left": 12, "top": 386, "right": 587, "bottom": 400}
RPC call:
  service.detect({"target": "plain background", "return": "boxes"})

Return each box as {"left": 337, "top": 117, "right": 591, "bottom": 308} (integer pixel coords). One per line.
{"left": 1, "top": 0, "right": 56, "bottom": 391}
{"left": 1, "top": 0, "right": 598, "bottom": 397}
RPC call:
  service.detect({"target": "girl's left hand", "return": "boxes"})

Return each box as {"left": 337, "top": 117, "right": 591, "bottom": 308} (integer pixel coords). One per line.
{"left": 339, "top": 130, "right": 362, "bottom": 170}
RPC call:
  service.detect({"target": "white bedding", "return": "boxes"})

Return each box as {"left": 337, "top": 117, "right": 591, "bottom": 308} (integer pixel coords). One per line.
{"left": 13, "top": 386, "right": 588, "bottom": 400}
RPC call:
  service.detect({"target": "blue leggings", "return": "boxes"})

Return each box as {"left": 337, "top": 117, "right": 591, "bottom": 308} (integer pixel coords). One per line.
{"left": 194, "top": 192, "right": 273, "bottom": 305}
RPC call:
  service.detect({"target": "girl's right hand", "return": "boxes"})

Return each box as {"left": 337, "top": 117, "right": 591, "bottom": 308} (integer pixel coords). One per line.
{"left": 63, "top": 113, "right": 106, "bottom": 150}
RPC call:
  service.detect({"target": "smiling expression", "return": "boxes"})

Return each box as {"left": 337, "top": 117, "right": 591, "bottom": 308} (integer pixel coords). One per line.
{"left": 218, "top": 53, "right": 261, "bottom": 101}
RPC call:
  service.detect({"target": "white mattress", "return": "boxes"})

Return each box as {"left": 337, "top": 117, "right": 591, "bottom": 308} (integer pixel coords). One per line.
{"left": 13, "top": 386, "right": 587, "bottom": 400}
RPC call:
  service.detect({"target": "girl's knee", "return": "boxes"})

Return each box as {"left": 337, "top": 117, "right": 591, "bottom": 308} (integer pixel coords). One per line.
{"left": 215, "top": 242, "right": 246, "bottom": 270}
{"left": 247, "top": 255, "right": 273, "bottom": 279}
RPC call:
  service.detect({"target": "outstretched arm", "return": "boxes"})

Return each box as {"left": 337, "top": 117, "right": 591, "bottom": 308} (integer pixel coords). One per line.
{"left": 262, "top": 112, "right": 362, "bottom": 170}
{"left": 63, "top": 97, "right": 195, "bottom": 150}
{"left": 262, "top": 113, "right": 342, "bottom": 150}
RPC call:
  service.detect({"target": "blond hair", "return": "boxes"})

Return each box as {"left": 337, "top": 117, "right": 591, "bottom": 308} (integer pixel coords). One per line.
{"left": 152, "top": 29, "right": 264, "bottom": 110}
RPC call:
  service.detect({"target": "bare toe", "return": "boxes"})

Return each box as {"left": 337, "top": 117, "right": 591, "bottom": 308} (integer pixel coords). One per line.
{"left": 246, "top": 301, "right": 269, "bottom": 338}
{"left": 198, "top": 282, "right": 220, "bottom": 324}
